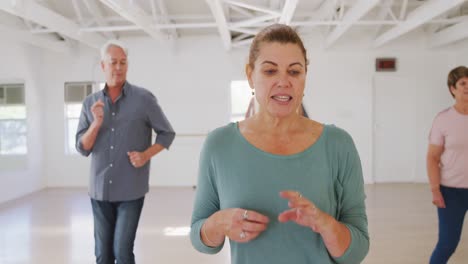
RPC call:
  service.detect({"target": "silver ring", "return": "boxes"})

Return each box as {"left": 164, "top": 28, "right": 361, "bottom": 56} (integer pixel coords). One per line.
{"left": 242, "top": 210, "right": 249, "bottom": 220}
{"left": 298, "top": 192, "right": 303, "bottom": 198}
{"left": 240, "top": 231, "right": 246, "bottom": 239}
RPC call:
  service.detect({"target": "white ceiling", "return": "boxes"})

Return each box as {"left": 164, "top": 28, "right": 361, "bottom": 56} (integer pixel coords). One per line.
{"left": 1, "top": 0, "right": 467, "bottom": 52}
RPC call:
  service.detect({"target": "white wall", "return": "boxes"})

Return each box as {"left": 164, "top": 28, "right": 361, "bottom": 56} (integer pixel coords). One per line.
{"left": 302, "top": 29, "right": 462, "bottom": 183}
{"left": 453, "top": 40, "right": 468, "bottom": 66}
{"left": 0, "top": 42, "right": 45, "bottom": 204}
{"left": 2, "top": 30, "right": 468, "bottom": 200}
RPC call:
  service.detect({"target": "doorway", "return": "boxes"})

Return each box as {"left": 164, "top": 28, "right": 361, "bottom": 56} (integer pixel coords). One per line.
{"left": 372, "top": 75, "right": 416, "bottom": 182}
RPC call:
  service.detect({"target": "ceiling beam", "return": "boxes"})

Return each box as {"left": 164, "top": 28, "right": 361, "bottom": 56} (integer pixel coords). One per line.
{"left": 232, "top": 37, "right": 253, "bottom": 48}
{"left": 429, "top": 19, "right": 468, "bottom": 47}
{"left": 373, "top": 0, "right": 394, "bottom": 37}
{"left": 78, "top": 23, "right": 218, "bottom": 33}
{"left": 0, "top": 0, "right": 105, "bottom": 49}
{"left": 310, "top": 0, "right": 337, "bottom": 21}
{"left": 269, "top": 0, "right": 282, "bottom": 10}
{"left": 71, "top": 0, "right": 85, "bottom": 25}
{"left": 325, "top": 0, "right": 380, "bottom": 48}
{"left": 229, "top": 14, "right": 279, "bottom": 28}
{"left": 150, "top": 0, "right": 158, "bottom": 19}
{"left": 399, "top": 0, "right": 408, "bottom": 20}
{"left": 230, "top": 27, "right": 258, "bottom": 35}
{"left": 223, "top": 0, "right": 280, "bottom": 16}
{"left": 374, "top": 0, "right": 467, "bottom": 48}
{"left": 232, "top": 33, "right": 251, "bottom": 41}
{"left": 295, "top": 0, "right": 337, "bottom": 36}
{"left": 66, "top": 14, "right": 468, "bottom": 33}
{"left": 0, "top": 25, "right": 68, "bottom": 53}
{"left": 278, "top": 0, "right": 298, "bottom": 25}
{"left": 338, "top": 0, "right": 345, "bottom": 20}
{"left": 156, "top": 0, "right": 178, "bottom": 38}
{"left": 229, "top": 4, "right": 255, "bottom": 18}
{"left": 83, "top": 0, "right": 117, "bottom": 39}
{"left": 98, "top": 0, "right": 163, "bottom": 40}
{"left": 206, "top": 0, "right": 232, "bottom": 50}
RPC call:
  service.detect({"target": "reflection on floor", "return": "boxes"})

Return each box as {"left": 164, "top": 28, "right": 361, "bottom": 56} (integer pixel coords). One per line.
{"left": 0, "top": 184, "right": 467, "bottom": 263}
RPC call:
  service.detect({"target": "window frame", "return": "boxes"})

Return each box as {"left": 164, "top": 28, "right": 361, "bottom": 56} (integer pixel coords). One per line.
{"left": 64, "top": 82, "right": 101, "bottom": 155}
{"left": 230, "top": 80, "right": 254, "bottom": 123}
{"left": 0, "top": 83, "right": 27, "bottom": 156}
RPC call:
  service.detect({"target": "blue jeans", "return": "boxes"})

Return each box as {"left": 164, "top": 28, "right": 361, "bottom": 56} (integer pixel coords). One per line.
{"left": 91, "top": 197, "right": 145, "bottom": 264}
{"left": 430, "top": 186, "right": 468, "bottom": 264}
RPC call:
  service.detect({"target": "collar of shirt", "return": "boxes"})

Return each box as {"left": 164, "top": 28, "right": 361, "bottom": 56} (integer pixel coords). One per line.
{"left": 102, "top": 81, "right": 130, "bottom": 98}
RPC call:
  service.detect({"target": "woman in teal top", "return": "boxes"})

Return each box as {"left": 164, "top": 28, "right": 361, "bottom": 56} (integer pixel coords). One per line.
{"left": 190, "top": 24, "right": 369, "bottom": 264}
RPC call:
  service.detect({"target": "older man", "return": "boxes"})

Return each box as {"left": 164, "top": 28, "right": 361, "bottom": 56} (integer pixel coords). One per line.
{"left": 76, "top": 39, "right": 175, "bottom": 264}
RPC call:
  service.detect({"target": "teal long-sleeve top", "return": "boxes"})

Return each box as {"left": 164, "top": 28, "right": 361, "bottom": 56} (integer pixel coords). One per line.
{"left": 190, "top": 123, "right": 369, "bottom": 264}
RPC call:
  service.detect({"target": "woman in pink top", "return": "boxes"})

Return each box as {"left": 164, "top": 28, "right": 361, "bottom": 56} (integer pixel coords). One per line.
{"left": 427, "top": 66, "right": 468, "bottom": 264}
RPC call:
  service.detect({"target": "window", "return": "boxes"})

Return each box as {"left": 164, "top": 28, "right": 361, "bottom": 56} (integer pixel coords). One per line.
{"left": 64, "top": 82, "right": 102, "bottom": 154}
{"left": 0, "top": 84, "right": 27, "bottom": 155}
{"left": 230, "top": 80, "right": 254, "bottom": 122}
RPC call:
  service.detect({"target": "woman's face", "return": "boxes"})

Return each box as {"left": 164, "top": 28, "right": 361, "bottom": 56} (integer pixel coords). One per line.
{"left": 247, "top": 42, "right": 306, "bottom": 118}
{"left": 451, "top": 77, "right": 468, "bottom": 102}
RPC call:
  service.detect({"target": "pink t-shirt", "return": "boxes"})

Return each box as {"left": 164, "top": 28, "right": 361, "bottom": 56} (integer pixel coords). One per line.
{"left": 429, "top": 107, "right": 468, "bottom": 188}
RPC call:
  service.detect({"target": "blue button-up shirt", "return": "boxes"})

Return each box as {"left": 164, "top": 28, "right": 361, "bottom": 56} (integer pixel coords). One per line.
{"left": 76, "top": 81, "right": 175, "bottom": 201}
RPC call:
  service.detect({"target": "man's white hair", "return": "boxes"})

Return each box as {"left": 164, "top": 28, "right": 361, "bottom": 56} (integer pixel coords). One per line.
{"left": 100, "top": 39, "right": 128, "bottom": 61}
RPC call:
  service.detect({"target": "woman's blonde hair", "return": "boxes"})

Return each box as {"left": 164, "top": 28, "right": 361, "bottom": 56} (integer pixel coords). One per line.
{"left": 248, "top": 24, "right": 308, "bottom": 71}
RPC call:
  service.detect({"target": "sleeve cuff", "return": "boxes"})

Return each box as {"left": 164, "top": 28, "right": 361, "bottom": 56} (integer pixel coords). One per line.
{"left": 76, "top": 139, "right": 91, "bottom": 157}
{"left": 190, "top": 220, "right": 224, "bottom": 254}
{"left": 155, "top": 132, "right": 176, "bottom": 150}
{"left": 332, "top": 224, "right": 369, "bottom": 264}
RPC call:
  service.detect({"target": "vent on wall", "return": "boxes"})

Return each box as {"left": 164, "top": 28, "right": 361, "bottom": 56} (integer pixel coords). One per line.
{"left": 376, "top": 58, "right": 397, "bottom": 72}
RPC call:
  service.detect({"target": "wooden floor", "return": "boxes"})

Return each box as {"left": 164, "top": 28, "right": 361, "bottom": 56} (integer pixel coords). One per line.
{"left": 0, "top": 183, "right": 467, "bottom": 263}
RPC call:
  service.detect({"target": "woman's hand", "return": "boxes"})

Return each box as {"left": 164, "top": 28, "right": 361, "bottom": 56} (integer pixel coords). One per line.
{"left": 203, "top": 208, "right": 269, "bottom": 246}
{"left": 279, "top": 190, "right": 352, "bottom": 257}
{"left": 278, "top": 190, "right": 333, "bottom": 234}
{"left": 431, "top": 188, "right": 446, "bottom": 208}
